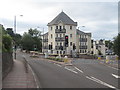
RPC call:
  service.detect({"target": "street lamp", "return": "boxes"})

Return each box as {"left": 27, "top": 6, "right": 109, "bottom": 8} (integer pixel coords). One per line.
{"left": 14, "top": 15, "right": 23, "bottom": 59}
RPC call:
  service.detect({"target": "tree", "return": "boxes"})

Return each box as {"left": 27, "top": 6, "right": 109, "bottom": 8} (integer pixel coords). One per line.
{"left": 2, "top": 34, "right": 12, "bottom": 52}
{"left": 113, "top": 34, "right": 120, "bottom": 59}
{"left": 21, "top": 33, "right": 35, "bottom": 51}
{"left": 1, "top": 26, "right": 13, "bottom": 53}
{"left": 21, "top": 28, "right": 42, "bottom": 52}
{"left": 105, "top": 40, "right": 113, "bottom": 49}
{"left": 28, "top": 28, "right": 41, "bottom": 37}
{"left": 14, "top": 33, "right": 22, "bottom": 46}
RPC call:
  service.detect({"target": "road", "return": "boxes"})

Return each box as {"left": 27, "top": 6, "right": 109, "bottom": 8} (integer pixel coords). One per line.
{"left": 16, "top": 50, "right": 119, "bottom": 89}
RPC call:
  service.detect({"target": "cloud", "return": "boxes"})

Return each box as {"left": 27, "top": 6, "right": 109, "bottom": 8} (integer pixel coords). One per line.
{"left": 0, "top": 1, "right": 118, "bottom": 40}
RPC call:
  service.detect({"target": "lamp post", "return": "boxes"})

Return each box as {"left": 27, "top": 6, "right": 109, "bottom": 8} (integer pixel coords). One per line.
{"left": 14, "top": 15, "right": 23, "bottom": 59}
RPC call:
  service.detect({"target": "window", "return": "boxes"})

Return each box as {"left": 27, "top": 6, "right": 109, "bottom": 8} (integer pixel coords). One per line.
{"left": 63, "top": 51, "right": 65, "bottom": 54}
{"left": 51, "top": 34, "right": 53, "bottom": 38}
{"left": 70, "top": 42, "right": 72, "bottom": 46}
{"left": 70, "top": 34, "right": 72, "bottom": 38}
{"left": 56, "top": 26, "right": 58, "bottom": 29}
{"left": 70, "top": 26, "right": 72, "bottom": 30}
{"left": 56, "top": 34, "right": 58, "bottom": 37}
{"left": 63, "top": 34, "right": 65, "bottom": 37}
{"left": 51, "top": 27, "right": 52, "bottom": 30}
{"left": 60, "top": 26, "right": 62, "bottom": 30}
{"left": 57, "top": 43, "right": 59, "bottom": 45}
{"left": 57, "top": 51, "right": 59, "bottom": 54}
{"left": 83, "top": 50, "right": 84, "bottom": 53}
{"left": 60, "top": 42, "right": 62, "bottom": 46}
{"left": 80, "top": 50, "right": 81, "bottom": 53}
{"left": 60, "top": 34, "right": 62, "bottom": 37}
{"left": 60, "top": 51, "right": 62, "bottom": 54}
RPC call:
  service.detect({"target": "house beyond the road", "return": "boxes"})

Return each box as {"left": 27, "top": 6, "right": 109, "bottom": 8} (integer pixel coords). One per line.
{"left": 42, "top": 11, "right": 92, "bottom": 56}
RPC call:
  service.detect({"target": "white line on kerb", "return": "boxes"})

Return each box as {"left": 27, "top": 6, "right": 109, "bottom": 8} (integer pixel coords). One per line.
{"left": 65, "top": 67, "right": 78, "bottom": 74}
{"left": 112, "top": 74, "right": 120, "bottom": 78}
{"left": 28, "top": 64, "right": 39, "bottom": 88}
{"left": 74, "top": 67, "right": 83, "bottom": 73}
{"left": 86, "top": 76, "right": 116, "bottom": 89}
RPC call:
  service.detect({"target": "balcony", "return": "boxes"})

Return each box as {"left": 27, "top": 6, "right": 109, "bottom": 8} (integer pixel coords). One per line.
{"left": 43, "top": 39, "right": 48, "bottom": 42}
{"left": 43, "top": 46, "right": 48, "bottom": 49}
{"left": 55, "top": 46, "right": 66, "bottom": 50}
{"left": 55, "top": 37, "right": 65, "bottom": 42}
{"left": 55, "top": 28, "right": 66, "bottom": 33}
{"left": 80, "top": 38, "right": 87, "bottom": 42}
{"left": 80, "top": 45, "right": 87, "bottom": 49}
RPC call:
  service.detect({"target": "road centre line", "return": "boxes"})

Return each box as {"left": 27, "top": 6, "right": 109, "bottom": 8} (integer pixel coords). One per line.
{"left": 112, "top": 74, "right": 120, "bottom": 79}
{"left": 65, "top": 67, "right": 78, "bottom": 74}
{"left": 86, "top": 76, "right": 116, "bottom": 89}
{"left": 74, "top": 67, "right": 83, "bottom": 73}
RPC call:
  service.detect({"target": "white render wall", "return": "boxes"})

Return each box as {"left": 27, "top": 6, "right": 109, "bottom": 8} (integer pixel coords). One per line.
{"left": 48, "top": 23, "right": 77, "bottom": 54}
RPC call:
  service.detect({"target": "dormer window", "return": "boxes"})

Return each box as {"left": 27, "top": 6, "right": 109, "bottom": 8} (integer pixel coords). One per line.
{"left": 60, "top": 26, "right": 62, "bottom": 30}
{"left": 56, "top": 26, "right": 58, "bottom": 29}
{"left": 70, "top": 26, "right": 72, "bottom": 30}
{"left": 51, "top": 26, "right": 52, "bottom": 30}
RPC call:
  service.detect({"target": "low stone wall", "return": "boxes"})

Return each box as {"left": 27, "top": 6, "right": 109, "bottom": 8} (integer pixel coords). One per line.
{"left": 78, "top": 54, "right": 97, "bottom": 59}
{"left": 2, "top": 53, "right": 13, "bottom": 79}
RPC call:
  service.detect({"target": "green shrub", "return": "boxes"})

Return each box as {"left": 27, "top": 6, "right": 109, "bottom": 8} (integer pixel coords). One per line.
{"left": 2, "top": 34, "right": 12, "bottom": 52}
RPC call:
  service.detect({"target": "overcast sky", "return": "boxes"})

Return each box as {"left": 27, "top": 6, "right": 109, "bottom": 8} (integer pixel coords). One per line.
{"left": 0, "top": 0, "right": 119, "bottom": 40}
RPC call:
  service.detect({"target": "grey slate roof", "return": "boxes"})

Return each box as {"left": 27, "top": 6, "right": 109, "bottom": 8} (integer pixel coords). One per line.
{"left": 47, "top": 11, "right": 77, "bottom": 26}
{"left": 77, "top": 29, "right": 91, "bottom": 37}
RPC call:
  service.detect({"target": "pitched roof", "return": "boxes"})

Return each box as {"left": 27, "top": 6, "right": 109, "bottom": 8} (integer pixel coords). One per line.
{"left": 77, "top": 29, "right": 91, "bottom": 37}
{"left": 47, "top": 11, "right": 77, "bottom": 26}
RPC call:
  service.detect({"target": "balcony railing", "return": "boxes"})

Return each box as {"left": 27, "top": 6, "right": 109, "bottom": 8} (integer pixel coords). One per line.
{"left": 55, "top": 46, "right": 66, "bottom": 50}
{"left": 43, "top": 39, "right": 48, "bottom": 42}
{"left": 55, "top": 28, "right": 66, "bottom": 33}
{"left": 55, "top": 37, "right": 65, "bottom": 42}
{"left": 80, "top": 45, "right": 87, "bottom": 49}
{"left": 43, "top": 46, "right": 48, "bottom": 49}
{"left": 80, "top": 38, "right": 87, "bottom": 42}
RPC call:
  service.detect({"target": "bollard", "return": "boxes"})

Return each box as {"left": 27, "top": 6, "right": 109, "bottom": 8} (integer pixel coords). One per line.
{"left": 98, "top": 57, "right": 101, "bottom": 60}
{"left": 64, "top": 56, "right": 68, "bottom": 63}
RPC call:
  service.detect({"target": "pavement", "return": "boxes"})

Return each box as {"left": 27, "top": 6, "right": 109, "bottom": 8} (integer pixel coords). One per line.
{"left": 2, "top": 59, "right": 37, "bottom": 88}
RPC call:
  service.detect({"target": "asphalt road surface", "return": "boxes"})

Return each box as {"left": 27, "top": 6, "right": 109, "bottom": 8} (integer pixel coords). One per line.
{"left": 16, "top": 50, "right": 119, "bottom": 89}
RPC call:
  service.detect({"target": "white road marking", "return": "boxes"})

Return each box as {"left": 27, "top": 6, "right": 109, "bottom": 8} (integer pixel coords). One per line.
{"left": 86, "top": 76, "right": 116, "bottom": 89}
{"left": 74, "top": 67, "right": 83, "bottom": 73}
{"left": 106, "top": 65, "right": 118, "bottom": 70}
{"left": 54, "top": 63, "right": 62, "bottom": 67}
{"left": 112, "top": 74, "right": 120, "bottom": 78}
{"left": 65, "top": 67, "right": 78, "bottom": 74}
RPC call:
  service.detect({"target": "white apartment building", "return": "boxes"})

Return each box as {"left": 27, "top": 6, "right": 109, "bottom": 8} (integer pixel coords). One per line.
{"left": 43, "top": 11, "right": 91, "bottom": 55}
{"left": 91, "top": 39, "right": 106, "bottom": 56}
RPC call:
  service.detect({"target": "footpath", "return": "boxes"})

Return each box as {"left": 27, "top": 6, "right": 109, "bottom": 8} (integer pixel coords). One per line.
{"left": 2, "top": 59, "right": 37, "bottom": 88}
